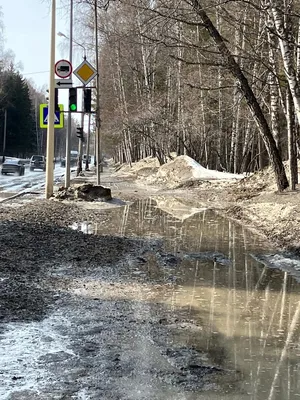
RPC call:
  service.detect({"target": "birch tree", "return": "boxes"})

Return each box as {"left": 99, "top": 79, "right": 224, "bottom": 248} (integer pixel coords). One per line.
{"left": 269, "top": 0, "right": 298, "bottom": 187}
{"left": 270, "top": 1, "right": 300, "bottom": 124}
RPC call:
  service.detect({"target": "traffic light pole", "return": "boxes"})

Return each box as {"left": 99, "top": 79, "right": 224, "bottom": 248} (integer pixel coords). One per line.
{"left": 2, "top": 109, "right": 7, "bottom": 163}
{"left": 94, "top": 0, "right": 101, "bottom": 185}
{"left": 85, "top": 112, "right": 91, "bottom": 171}
{"left": 76, "top": 86, "right": 85, "bottom": 176}
{"left": 64, "top": 0, "right": 73, "bottom": 188}
{"left": 45, "top": 0, "right": 56, "bottom": 199}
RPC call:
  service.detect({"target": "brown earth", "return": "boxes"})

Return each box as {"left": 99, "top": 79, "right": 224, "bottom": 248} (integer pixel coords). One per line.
{"left": 0, "top": 159, "right": 299, "bottom": 398}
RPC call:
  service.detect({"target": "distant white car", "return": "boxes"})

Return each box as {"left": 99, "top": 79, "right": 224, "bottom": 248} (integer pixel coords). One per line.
{"left": 61, "top": 150, "right": 78, "bottom": 167}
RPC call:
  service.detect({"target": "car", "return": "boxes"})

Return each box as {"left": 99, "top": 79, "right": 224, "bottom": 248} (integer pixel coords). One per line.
{"left": 1, "top": 159, "right": 25, "bottom": 176}
{"left": 30, "top": 155, "right": 46, "bottom": 171}
{"left": 61, "top": 151, "right": 78, "bottom": 167}
{"left": 61, "top": 157, "right": 78, "bottom": 167}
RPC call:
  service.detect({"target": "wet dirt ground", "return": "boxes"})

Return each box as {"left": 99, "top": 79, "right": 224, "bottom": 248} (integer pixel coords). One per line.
{"left": 1, "top": 168, "right": 300, "bottom": 399}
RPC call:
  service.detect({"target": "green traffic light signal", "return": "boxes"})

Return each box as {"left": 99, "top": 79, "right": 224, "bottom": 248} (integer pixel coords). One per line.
{"left": 69, "top": 88, "right": 77, "bottom": 112}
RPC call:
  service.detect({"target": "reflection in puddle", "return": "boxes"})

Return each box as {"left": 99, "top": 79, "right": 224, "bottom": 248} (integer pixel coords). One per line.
{"left": 70, "top": 197, "right": 300, "bottom": 399}
{"left": 70, "top": 221, "right": 95, "bottom": 234}
{"left": 0, "top": 191, "right": 17, "bottom": 199}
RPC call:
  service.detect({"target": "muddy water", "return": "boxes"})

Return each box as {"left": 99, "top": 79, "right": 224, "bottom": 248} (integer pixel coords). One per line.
{"left": 72, "top": 197, "right": 300, "bottom": 400}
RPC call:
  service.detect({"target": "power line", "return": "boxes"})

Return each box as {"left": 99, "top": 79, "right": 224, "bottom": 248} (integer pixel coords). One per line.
{"left": 22, "top": 70, "right": 50, "bottom": 75}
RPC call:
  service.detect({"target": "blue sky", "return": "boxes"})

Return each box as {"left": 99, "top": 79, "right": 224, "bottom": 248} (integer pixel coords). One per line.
{"left": 1, "top": 0, "right": 72, "bottom": 90}
{"left": 1, "top": 0, "right": 90, "bottom": 121}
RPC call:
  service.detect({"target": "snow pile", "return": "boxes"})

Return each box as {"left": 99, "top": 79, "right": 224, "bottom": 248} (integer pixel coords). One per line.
{"left": 115, "top": 157, "right": 160, "bottom": 176}
{"left": 154, "top": 155, "right": 244, "bottom": 186}
{"left": 114, "top": 155, "right": 244, "bottom": 186}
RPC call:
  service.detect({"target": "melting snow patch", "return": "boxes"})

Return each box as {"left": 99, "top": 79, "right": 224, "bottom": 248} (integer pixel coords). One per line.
{"left": 70, "top": 221, "right": 95, "bottom": 234}
{"left": 156, "top": 155, "right": 244, "bottom": 184}
{"left": 0, "top": 314, "right": 75, "bottom": 398}
{"left": 77, "top": 388, "right": 91, "bottom": 399}
{"left": 184, "top": 156, "right": 244, "bottom": 180}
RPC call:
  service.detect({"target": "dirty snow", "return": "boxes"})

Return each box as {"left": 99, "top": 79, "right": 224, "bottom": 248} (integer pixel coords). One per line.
{"left": 251, "top": 253, "right": 300, "bottom": 282}
{"left": 116, "top": 155, "right": 244, "bottom": 187}
{"left": 0, "top": 315, "right": 75, "bottom": 398}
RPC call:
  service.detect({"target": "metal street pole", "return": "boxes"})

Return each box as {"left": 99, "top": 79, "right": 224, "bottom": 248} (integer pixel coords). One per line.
{"left": 35, "top": 97, "right": 39, "bottom": 153}
{"left": 94, "top": 0, "right": 101, "bottom": 184}
{"left": 2, "top": 108, "right": 7, "bottom": 163}
{"left": 76, "top": 87, "right": 85, "bottom": 176}
{"left": 85, "top": 112, "right": 91, "bottom": 170}
{"left": 64, "top": 0, "right": 73, "bottom": 188}
{"left": 45, "top": 0, "right": 56, "bottom": 199}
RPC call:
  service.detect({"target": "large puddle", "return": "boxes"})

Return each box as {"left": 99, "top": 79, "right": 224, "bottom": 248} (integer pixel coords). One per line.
{"left": 70, "top": 197, "right": 300, "bottom": 400}
{"left": 2, "top": 196, "right": 300, "bottom": 399}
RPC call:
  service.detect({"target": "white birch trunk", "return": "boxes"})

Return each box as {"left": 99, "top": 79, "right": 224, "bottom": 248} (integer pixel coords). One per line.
{"left": 271, "top": 1, "right": 300, "bottom": 125}
{"left": 286, "top": 89, "right": 298, "bottom": 189}
{"left": 229, "top": 24, "right": 242, "bottom": 173}
{"left": 266, "top": 8, "right": 281, "bottom": 149}
{"left": 176, "top": 21, "right": 185, "bottom": 155}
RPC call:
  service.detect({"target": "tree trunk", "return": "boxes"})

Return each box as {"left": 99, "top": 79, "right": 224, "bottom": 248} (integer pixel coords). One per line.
{"left": 266, "top": 8, "right": 281, "bottom": 149}
{"left": 271, "top": 1, "right": 300, "bottom": 126}
{"left": 286, "top": 89, "right": 298, "bottom": 189}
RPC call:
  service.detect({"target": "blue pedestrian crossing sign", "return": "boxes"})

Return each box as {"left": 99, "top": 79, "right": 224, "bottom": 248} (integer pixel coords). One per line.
{"left": 39, "top": 104, "right": 64, "bottom": 128}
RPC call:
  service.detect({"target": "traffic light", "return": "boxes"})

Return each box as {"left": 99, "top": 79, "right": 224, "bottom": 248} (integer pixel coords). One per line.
{"left": 69, "top": 88, "right": 77, "bottom": 112}
{"left": 54, "top": 88, "right": 59, "bottom": 112}
{"left": 76, "top": 127, "right": 84, "bottom": 141}
{"left": 83, "top": 88, "right": 92, "bottom": 113}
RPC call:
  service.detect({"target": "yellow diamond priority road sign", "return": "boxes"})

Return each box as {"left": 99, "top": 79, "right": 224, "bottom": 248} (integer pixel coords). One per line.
{"left": 73, "top": 60, "right": 97, "bottom": 85}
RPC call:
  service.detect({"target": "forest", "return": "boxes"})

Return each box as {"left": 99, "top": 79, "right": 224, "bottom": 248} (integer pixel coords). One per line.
{"left": 70, "top": 0, "right": 300, "bottom": 191}
{"left": 0, "top": 5, "right": 77, "bottom": 160}
{"left": 2, "top": 0, "right": 300, "bottom": 191}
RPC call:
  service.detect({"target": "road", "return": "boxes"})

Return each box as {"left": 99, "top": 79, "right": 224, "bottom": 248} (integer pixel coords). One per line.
{"left": 0, "top": 163, "right": 74, "bottom": 196}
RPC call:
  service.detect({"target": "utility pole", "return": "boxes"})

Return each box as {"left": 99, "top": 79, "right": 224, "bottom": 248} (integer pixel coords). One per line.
{"left": 64, "top": 0, "right": 73, "bottom": 188}
{"left": 35, "top": 97, "right": 39, "bottom": 153}
{"left": 45, "top": 0, "right": 56, "bottom": 199}
{"left": 94, "top": 0, "right": 101, "bottom": 184}
{"left": 2, "top": 108, "right": 7, "bottom": 163}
